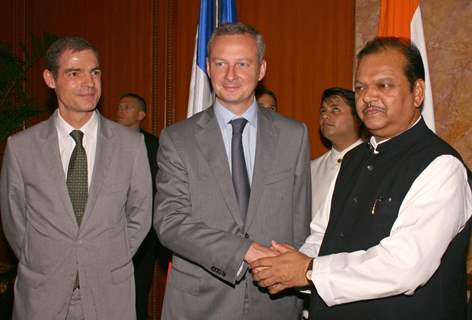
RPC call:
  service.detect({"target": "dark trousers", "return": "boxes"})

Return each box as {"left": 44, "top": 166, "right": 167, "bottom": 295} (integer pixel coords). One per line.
{"left": 133, "top": 230, "right": 158, "bottom": 320}
{"left": 133, "top": 229, "right": 170, "bottom": 320}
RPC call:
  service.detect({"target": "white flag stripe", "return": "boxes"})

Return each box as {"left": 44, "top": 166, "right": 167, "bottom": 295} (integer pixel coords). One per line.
{"left": 187, "top": 65, "right": 214, "bottom": 118}
{"left": 411, "top": 7, "right": 436, "bottom": 132}
{"left": 187, "top": 31, "right": 214, "bottom": 118}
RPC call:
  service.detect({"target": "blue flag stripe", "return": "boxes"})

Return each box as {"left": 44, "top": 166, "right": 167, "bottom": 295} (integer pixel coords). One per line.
{"left": 220, "top": 0, "right": 237, "bottom": 25}
{"left": 196, "top": 0, "right": 215, "bottom": 71}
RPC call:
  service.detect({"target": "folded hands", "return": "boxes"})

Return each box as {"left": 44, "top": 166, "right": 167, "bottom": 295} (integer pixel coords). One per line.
{"left": 247, "top": 241, "right": 313, "bottom": 294}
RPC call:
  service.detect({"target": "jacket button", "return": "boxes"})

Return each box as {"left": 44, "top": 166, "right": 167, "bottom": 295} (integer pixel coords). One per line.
{"left": 367, "top": 164, "right": 374, "bottom": 171}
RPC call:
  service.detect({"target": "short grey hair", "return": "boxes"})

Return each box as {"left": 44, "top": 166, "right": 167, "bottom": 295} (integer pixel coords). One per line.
{"left": 207, "top": 22, "right": 266, "bottom": 64}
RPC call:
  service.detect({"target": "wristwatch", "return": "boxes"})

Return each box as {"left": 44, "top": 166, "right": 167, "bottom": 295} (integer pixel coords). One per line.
{"left": 305, "top": 258, "right": 314, "bottom": 282}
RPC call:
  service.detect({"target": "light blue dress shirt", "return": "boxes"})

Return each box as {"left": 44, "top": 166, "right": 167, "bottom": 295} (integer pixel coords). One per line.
{"left": 213, "top": 98, "right": 258, "bottom": 185}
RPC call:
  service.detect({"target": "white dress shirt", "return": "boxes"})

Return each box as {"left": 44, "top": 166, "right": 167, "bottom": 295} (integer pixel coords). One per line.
{"left": 301, "top": 135, "right": 472, "bottom": 306}
{"left": 213, "top": 98, "right": 258, "bottom": 184}
{"left": 310, "top": 140, "right": 363, "bottom": 220}
{"left": 56, "top": 111, "right": 98, "bottom": 188}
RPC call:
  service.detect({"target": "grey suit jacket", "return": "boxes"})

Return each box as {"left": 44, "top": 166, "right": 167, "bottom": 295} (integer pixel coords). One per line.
{"left": 0, "top": 111, "right": 152, "bottom": 320}
{"left": 155, "top": 106, "right": 311, "bottom": 320}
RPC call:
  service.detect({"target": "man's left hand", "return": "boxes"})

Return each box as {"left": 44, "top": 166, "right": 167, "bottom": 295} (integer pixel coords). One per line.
{"left": 250, "top": 241, "right": 313, "bottom": 294}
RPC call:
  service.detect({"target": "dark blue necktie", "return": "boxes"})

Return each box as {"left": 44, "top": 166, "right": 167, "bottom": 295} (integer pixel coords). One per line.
{"left": 230, "top": 119, "right": 250, "bottom": 221}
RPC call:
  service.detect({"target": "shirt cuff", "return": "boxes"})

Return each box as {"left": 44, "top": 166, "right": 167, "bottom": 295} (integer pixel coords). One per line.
{"left": 311, "top": 255, "right": 337, "bottom": 306}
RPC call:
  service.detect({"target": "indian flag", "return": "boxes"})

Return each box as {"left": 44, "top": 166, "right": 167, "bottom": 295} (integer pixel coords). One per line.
{"left": 378, "top": 0, "right": 436, "bottom": 132}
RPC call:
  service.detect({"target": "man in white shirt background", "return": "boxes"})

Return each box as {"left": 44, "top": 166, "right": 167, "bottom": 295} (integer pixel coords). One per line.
{"left": 310, "top": 87, "right": 364, "bottom": 221}
{"left": 300, "top": 87, "right": 364, "bottom": 319}
{"left": 251, "top": 37, "right": 472, "bottom": 319}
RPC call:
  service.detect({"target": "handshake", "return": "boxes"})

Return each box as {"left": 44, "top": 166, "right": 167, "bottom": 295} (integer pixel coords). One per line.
{"left": 244, "top": 241, "right": 314, "bottom": 294}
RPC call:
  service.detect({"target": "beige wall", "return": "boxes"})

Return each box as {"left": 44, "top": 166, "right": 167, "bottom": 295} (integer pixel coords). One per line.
{"left": 355, "top": 0, "right": 472, "bottom": 169}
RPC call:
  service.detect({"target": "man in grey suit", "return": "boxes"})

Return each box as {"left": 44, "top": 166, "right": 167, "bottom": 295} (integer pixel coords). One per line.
{"left": 0, "top": 37, "right": 152, "bottom": 320}
{"left": 155, "top": 22, "right": 311, "bottom": 319}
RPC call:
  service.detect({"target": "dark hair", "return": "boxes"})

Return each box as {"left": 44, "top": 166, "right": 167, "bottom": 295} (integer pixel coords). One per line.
{"left": 207, "top": 22, "right": 265, "bottom": 64}
{"left": 120, "top": 93, "right": 147, "bottom": 113}
{"left": 321, "top": 87, "right": 366, "bottom": 139}
{"left": 46, "top": 36, "right": 99, "bottom": 78}
{"left": 321, "top": 87, "right": 356, "bottom": 116}
{"left": 357, "top": 37, "right": 424, "bottom": 91}
{"left": 255, "top": 85, "right": 278, "bottom": 104}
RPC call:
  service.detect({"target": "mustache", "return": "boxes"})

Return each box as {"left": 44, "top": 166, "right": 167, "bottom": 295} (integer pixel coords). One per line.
{"left": 361, "top": 103, "right": 385, "bottom": 115}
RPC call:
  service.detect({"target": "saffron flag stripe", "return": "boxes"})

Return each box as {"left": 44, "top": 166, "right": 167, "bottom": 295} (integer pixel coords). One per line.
{"left": 378, "top": 0, "right": 418, "bottom": 38}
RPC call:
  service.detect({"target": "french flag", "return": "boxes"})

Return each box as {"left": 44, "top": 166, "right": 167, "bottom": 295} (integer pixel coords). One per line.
{"left": 187, "top": 0, "right": 238, "bottom": 118}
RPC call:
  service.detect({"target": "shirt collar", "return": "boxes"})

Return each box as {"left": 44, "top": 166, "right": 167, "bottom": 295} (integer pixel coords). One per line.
{"left": 214, "top": 98, "right": 258, "bottom": 130}
{"left": 369, "top": 116, "right": 422, "bottom": 153}
{"left": 330, "top": 139, "right": 363, "bottom": 163}
{"left": 56, "top": 110, "right": 98, "bottom": 140}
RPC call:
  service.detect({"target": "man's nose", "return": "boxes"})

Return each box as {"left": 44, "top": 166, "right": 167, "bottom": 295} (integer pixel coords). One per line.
{"left": 225, "top": 65, "right": 236, "bottom": 80}
{"left": 362, "top": 85, "right": 378, "bottom": 104}
{"left": 83, "top": 73, "right": 95, "bottom": 87}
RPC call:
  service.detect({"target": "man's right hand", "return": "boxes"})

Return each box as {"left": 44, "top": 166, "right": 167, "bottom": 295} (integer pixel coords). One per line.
{"left": 244, "top": 242, "right": 279, "bottom": 264}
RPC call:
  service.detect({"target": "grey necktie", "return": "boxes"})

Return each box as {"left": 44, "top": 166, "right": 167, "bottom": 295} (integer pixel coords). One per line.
{"left": 230, "top": 119, "right": 250, "bottom": 221}
{"left": 67, "top": 130, "right": 88, "bottom": 226}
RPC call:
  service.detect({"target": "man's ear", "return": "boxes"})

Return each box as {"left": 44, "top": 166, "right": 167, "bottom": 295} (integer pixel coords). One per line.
{"left": 43, "top": 69, "right": 56, "bottom": 89}
{"left": 206, "top": 58, "right": 211, "bottom": 78}
{"left": 413, "top": 79, "right": 425, "bottom": 109}
{"left": 138, "top": 111, "right": 146, "bottom": 122}
{"left": 258, "top": 60, "right": 267, "bottom": 81}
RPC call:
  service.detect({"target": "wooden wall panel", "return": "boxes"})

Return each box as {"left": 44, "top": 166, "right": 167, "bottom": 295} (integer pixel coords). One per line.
{"left": 171, "top": 1, "right": 200, "bottom": 125}
{"left": 237, "top": 0, "right": 355, "bottom": 158}
{"left": 26, "top": 0, "right": 156, "bottom": 133}
{"left": 0, "top": 0, "right": 26, "bottom": 50}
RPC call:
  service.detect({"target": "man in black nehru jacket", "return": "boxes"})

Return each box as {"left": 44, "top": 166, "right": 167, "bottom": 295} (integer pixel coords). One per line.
{"left": 251, "top": 37, "right": 472, "bottom": 320}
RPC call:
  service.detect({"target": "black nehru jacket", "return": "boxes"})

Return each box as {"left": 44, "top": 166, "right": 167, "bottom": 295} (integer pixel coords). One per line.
{"left": 310, "top": 119, "right": 470, "bottom": 320}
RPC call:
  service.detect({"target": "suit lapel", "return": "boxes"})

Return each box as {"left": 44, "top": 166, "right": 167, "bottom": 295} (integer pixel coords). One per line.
{"left": 80, "top": 114, "right": 114, "bottom": 228}
{"left": 39, "top": 112, "right": 78, "bottom": 230}
{"left": 195, "top": 108, "right": 244, "bottom": 228}
{"left": 245, "top": 109, "right": 278, "bottom": 230}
